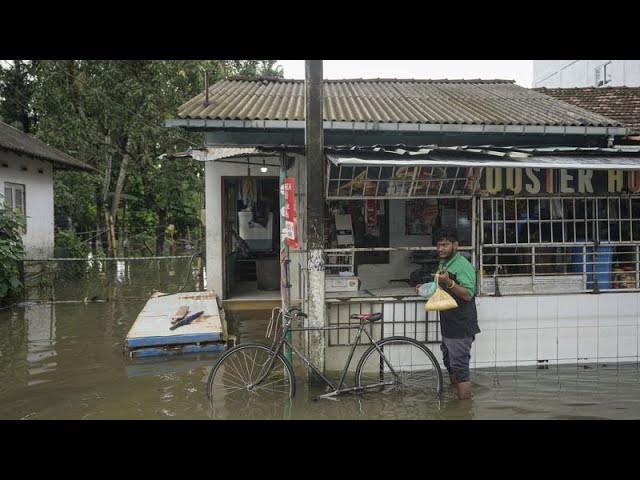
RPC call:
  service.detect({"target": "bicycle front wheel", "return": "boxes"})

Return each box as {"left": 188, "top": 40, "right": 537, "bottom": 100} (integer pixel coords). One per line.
{"left": 207, "top": 343, "right": 296, "bottom": 419}
{"left": 355, "top": 337, "right": 443, "bottom": 397}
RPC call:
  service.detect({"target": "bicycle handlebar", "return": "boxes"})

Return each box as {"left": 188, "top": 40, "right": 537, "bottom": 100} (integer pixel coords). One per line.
{"left": 285, "top": 307, "right": 307, "bottom": 319}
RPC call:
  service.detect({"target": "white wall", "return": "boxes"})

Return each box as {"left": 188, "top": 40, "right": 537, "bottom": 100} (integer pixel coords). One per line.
{"left": 0, "top": 151, "right": 54, "bottom": 259}
{"left": 474, "top": 292, "right": 639, "bottom": 368}
{"left": 325, "top": 292, "right": 640, "bottom": 370}
{"left": 533, "top": 60, "right": 640, "bottom": 88}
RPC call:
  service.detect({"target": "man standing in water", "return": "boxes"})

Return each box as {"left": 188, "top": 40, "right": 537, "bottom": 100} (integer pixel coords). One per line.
{"left": 418, "top": 228, "right": 480, "bottom": 400}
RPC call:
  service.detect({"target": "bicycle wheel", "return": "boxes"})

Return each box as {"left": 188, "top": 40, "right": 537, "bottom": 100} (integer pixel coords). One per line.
{"left": 355, "top": 336, "right": 443, "bottom": 397}
{"left": 207, "top": 342, "right": 296, "bottom": 419}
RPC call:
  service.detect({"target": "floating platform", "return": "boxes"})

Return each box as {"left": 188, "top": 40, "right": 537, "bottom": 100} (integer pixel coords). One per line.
{"left": 125, "top": 290, "right": 226, "bottom": 358}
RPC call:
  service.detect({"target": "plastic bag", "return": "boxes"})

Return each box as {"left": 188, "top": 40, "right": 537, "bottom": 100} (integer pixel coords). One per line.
{"left": 417, "top": 281, "right": 437, "bottom": 298}
{"left": 425, "top": 274, "right": 458, "bottom": 312}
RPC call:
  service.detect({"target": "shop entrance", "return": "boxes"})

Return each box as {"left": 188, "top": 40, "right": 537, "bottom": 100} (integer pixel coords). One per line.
{"left": 223, "top": 176, "right": 280, "bottom": 300}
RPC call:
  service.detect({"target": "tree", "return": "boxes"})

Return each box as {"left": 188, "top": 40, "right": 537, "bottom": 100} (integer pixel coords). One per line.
{"left": 222, "top": 60, "right": 284, "bottom": 78}
{"left": 4, "top": 59, "right": 286, "bottom": 257}
{"left": 0, "top": 60, "right": 40, "bottom": 133}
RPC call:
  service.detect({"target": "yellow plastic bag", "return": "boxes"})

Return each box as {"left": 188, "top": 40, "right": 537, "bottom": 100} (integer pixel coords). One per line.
{"left": 425, "top": 274, "right": 458, "bottom": 312}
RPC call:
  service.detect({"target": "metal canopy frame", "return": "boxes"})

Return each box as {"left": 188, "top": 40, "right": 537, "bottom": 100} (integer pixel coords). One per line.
{"left": 326, "top": 161, "right": 481, "bottom": 199}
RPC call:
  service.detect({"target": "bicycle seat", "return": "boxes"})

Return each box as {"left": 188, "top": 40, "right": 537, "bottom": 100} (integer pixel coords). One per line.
{"left": 349, "top": 313, "right": 382, "bottom": 323}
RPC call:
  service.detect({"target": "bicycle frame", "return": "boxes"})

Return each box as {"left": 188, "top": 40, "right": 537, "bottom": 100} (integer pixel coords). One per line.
{"left": 250, "top": 313, "right": 403, "bottom": 400}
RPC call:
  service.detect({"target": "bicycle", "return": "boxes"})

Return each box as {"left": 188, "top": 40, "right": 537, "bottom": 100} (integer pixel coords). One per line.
{"left": 206, "top": 307, "right": 443, "bottom": 409}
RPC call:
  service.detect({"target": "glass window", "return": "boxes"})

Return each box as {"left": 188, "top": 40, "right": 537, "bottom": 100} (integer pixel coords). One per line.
{"left": 3, "top": 182, "right": 26, "bottom": 232}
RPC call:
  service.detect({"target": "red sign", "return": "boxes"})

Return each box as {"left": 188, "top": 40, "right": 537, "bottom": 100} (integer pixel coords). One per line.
{"left": 281, "top": 177, "right": 299, "bottom": 248}
{"left": 366, "top": 200, "right": 377, "bottom": 227}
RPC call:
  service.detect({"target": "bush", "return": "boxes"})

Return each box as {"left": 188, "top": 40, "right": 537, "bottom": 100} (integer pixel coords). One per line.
{"left": 54, "top": 229, "right": 91, "bottom": 282}
{"left": 0, "top": 203, "right": 25, "bottom": 305}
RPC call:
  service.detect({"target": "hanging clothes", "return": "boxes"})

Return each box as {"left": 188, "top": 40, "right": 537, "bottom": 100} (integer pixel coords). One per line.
{"left": 241, "top": 177, "right": 257, "bottom": 209}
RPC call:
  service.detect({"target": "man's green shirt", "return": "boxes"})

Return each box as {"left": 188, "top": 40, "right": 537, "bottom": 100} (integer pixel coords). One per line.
{"left": 438, "top": 252, "right": 476, "bottom": 296}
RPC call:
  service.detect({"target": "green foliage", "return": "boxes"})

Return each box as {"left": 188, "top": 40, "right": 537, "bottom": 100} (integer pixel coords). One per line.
{"left": 55, "top": 229, "right": 90, "bottom": 258}
{"left": 0, "top": 199, "right": 25, "bottom": 304}
{"left": 54, "top": 228, "right": 91, "bottom": 281}
{"left": 2, "top": 59, "right": 285, "bottom": 257}
{"left": 222, "top": 60, "right": 284, "bottom": 78}
{"left": 54, "top": 170, "right": 100, "bottom": 234}
{"left": 0, "top": 60, "right": 40, "bottom": 133}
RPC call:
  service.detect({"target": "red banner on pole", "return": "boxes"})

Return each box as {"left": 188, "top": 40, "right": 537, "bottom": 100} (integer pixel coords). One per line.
{"left": 281, "top": 177, "right": 299, "bottom": 248}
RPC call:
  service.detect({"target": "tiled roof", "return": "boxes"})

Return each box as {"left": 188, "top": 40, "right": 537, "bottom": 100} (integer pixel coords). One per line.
{"left": 533, "top": 86, "right": 640, "bottom": 135}
{"left": 0, "top": 121, "right": 94, "bottom": 171}
{"left": 177, "top": 77, "right": 621, "bottom": 128}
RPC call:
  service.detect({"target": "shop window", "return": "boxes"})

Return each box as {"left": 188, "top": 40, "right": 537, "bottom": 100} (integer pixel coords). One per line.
{"left": 595, "top": 62, "right": 612, "bottom": 87}
{"left": 325, "top": 200, "right": 389, "bottom": 266}
{"left": 479, "top": 196, "right": 640, "bottom": 294}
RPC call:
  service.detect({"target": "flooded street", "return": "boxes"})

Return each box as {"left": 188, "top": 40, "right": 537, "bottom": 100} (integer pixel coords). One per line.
{"left": 1, "top": 300, "right": 640, "bottom": 420}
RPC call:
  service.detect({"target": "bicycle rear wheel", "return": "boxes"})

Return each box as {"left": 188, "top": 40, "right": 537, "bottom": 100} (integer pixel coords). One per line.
{"left": 207, "top": 342, "right": 296, "bottom": 419}
{"left": 355, "top": 336, "right": 443, "bottom": 397}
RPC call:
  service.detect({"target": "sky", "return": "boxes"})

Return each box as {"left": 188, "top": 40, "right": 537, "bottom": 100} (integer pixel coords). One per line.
{"left": 276, "top": 60, "right": 533, "bottom": 88}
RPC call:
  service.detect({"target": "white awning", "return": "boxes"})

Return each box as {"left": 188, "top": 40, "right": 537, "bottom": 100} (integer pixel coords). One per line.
{"left": 188, "top": 147, "right": 280, "bottom": 162}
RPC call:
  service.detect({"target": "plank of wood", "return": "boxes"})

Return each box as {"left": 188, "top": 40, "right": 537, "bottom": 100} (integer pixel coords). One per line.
{"left": 170, "top": 306, "right": 189, "bottom": 324}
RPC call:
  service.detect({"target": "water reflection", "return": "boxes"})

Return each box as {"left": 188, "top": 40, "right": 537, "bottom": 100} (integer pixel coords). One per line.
{"left": 25, "top": 303, "right": 57, "bottom": 387}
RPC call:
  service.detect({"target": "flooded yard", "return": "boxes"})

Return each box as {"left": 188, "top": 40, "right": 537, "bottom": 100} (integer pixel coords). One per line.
{"left": 1, "top": 300, "right": 640, "bottom": 420}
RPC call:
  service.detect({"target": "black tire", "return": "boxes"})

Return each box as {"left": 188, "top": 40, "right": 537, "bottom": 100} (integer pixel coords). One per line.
{"left": 355, "top": 336, "right": 443, "bottom": 397}
{"left": 206, "top": 343, "right": 296, "bottom": 419}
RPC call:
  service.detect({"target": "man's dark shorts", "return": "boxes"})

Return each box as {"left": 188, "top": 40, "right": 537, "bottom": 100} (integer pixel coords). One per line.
{"left": 440, "top": 335, "right": 475, "bottom": 383}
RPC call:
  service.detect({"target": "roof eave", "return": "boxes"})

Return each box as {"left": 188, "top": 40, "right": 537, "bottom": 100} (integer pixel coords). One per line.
{"left": 0, "top": 145, "right": 96, "bottom": 172}
{"left": 166, "top": 119, "right": 628, "bottom": 137}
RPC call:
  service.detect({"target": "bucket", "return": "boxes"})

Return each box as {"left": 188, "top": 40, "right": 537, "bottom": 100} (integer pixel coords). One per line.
{"left": 568, "top": 245, "right": 613, "bottom": 289}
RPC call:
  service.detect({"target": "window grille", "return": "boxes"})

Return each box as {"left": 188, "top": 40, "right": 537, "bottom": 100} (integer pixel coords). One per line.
{"left": 479, "top": 196, "right": 640, "bottom": 294}
{"left": 326, "top": 163, "right": 481, "bottom": 199}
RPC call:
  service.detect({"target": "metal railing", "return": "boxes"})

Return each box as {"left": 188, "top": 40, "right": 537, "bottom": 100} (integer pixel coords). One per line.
{"left": 479, "top": 196, "right": 640, "bottom": 295}
{"left": 326, "top": 299, "right": 441, "bottom": 346}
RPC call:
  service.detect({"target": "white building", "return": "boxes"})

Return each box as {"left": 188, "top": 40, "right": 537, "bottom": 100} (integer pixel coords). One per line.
{"left": 0, "top": 121, "right": 94, "bottom": 259}
{"left": 533, "top": 60, "right": 640, "bottom": 88}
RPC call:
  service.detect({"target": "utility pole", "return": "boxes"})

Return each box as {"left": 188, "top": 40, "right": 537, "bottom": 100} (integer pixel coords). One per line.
{"left": 305, "top": 60, "right": 326, "bottom": 377}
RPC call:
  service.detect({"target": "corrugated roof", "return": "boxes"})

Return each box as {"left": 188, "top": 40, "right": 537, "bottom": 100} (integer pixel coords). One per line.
{"left": 533, "top": 86, "right": 640, "bottom": 135}
{"left": 177, "top": 77, "right": 622, "bottom": 128}
{"left": 0, "top": 121, "right": 94, "bottom": 171}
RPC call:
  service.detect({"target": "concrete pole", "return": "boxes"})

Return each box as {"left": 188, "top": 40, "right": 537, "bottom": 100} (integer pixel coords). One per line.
{"left": 304, "top": 60, "right": 326, "bottom": 376}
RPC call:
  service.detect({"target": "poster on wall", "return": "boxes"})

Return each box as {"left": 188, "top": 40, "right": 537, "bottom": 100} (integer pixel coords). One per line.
{"left": 280, "top": 177, "right": 299, "bottom": 248}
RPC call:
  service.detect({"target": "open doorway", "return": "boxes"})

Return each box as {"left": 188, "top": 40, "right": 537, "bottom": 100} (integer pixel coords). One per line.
{"left": 223, "top": 176, "right": 280, "bottom": 300}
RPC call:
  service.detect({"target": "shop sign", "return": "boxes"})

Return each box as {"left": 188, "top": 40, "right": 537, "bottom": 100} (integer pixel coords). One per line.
{"left": 480, "top": 168, "right": 640, "bottom": 195}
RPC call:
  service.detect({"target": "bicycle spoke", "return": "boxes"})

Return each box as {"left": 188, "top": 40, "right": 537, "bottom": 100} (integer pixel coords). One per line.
{"left": 355, "top": 337, "right": 443, "bottom": 398}
{"left": 207, "top": 343, "right": 295, "bottom": 419}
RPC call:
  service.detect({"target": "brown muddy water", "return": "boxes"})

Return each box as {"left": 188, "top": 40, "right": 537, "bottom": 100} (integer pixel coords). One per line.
{"left": 1, "top": 301, "right": 640, "bottom": 420}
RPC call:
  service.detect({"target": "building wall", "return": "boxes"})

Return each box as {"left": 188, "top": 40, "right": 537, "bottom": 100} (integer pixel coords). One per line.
{"left": 474, "top": 293, "right": 639, "bottom": 368}
{"left": 0, "top": 151, "right": 54, "bottom": 259}
{"left": 533, "top": 60, "right": 640, "bottom": 88}
{"left": 324, "top": 292, "right": 639, "bottom": 371}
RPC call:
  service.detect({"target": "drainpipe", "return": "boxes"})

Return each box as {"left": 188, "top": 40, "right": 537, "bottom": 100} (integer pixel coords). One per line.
{"left": 305, "top": 60, "right": 326, "bottom": 379}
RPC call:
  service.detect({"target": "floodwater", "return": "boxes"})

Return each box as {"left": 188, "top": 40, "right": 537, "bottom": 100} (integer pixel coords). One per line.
{"left": 1, "top": 301, "right": 640, "bottom": 420}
